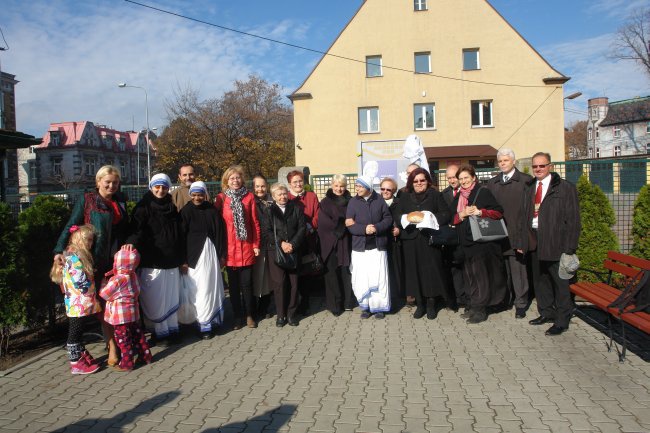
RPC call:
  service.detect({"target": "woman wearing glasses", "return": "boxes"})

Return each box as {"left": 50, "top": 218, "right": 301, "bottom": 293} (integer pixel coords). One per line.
{"left": 380, "top": 177, "right": 404, "bottom": 309}
{"left": 395, "top": 168, "right": 450, "bottom": 320}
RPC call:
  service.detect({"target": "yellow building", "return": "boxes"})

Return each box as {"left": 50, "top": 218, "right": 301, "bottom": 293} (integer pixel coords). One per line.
{"left": 290, "top": 0, "right": 569, "bottom": 176}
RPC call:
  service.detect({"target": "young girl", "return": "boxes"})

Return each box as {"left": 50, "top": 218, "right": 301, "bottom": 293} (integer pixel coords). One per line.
{"left": 100, "top": 249, "right": 153, "bottom": 371}
{"left": 50, "top": 224, "right": 101, "bottom": 375}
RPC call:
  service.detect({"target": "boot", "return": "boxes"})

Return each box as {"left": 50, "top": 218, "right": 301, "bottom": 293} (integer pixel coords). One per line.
{"left": 413, "top": 305, "right": 426, "bottom": 319}
{"left": 467, "top": 307, "right": 487, "bottom": 324}
{"left": 426, "top": 298, "right": 438, "bottom": 320}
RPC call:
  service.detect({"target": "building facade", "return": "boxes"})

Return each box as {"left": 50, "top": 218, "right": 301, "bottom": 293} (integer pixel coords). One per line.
{"left": 587, "top": 96, "right": 650, "bottom": 159}
{"left": 18, "top": 121, "right": 154, "bottom": 195}
{"left": 1, "top": 72, "right": 20, "bottom": 196}
{"left": 290, "top": 0, "right": 569, "bottom": 176}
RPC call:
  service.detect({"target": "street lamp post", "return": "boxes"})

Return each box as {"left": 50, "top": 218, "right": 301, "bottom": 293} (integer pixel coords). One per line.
{"left": 118, "top": 82, "right": 151, "bottom": 183}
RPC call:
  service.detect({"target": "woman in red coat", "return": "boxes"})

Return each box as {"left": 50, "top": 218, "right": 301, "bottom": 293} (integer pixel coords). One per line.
{"left": 214, "top": 165, "right": 261, "bottom": 329}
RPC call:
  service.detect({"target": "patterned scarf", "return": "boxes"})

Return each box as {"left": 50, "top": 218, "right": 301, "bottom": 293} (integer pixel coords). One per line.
{"left": 456, "top": 181, "right": 477, "bottom": 214}
{"left": 225, "top": 187, "right": 249, "bottom": 241}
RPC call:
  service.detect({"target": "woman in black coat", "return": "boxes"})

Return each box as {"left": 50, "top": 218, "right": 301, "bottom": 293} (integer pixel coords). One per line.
{"left": 263, "top": 183, "right": 306, "bottom": 327}
{"left": 380, "top": 177, "right": 404, "bottom": 309}
{"left": 318, "top": 175, "right": 354, "bottom": 316}
{"left": 395, "top": 168, "right": 450, "bottom": 320}
{"left": 252, "top": 175, "right": 274, "bottom": 319}
{"left": 452, "top": 165, "right": 507, "bottom": 324}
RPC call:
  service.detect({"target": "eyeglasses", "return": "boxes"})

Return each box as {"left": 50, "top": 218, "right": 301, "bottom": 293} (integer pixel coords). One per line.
{"left": 412, "top": 179, "right": 428, "bottom": 184}
{"left": 380, "top": 188, "right": 394, "bottom": 192}
{"left": 532, "top": 164, "right": 550, "bottom": 169}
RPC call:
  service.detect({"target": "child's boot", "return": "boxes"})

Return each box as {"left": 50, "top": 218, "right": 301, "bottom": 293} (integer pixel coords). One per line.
{"left": 70, "top": 359, "right": 99, "bottom": 375}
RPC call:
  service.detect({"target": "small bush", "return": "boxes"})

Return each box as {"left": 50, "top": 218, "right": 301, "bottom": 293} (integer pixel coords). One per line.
{"left": 576, "top": 176, "right": 619, "bottom": 281}
{"left": 18, "top": 196, "right": 71, "bottom": 327}
{"left": 630, "top": 184, "right": 650, "bottom": 260}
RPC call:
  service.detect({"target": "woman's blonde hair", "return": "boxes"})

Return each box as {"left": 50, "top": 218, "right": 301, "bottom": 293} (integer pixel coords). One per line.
{"left": 50, "top": 224, "right": 96, "bottom": 285}
{"left": 95, "top": 165, "right": 121, "bottom": 185}
{"left": 331, "top": 174, "right": 348, "bottom": 188}
{"left": 221, "top": 165, "right": 246, "bottom": 191}
{"left": 270, "top": 182, "right": 288, "bottom": 197}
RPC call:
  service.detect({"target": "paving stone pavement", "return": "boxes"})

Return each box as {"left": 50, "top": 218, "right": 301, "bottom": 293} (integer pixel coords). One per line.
{"left": 1, "top": 299, "right": 649, "bottom": 433}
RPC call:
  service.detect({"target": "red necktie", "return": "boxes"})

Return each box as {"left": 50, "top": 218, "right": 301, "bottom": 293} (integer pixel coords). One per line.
{"left": 533, "top": 181, "right": 543, "bottom": 217}
{"left": 453, "top": 188, "right": 458, "bottom": 198}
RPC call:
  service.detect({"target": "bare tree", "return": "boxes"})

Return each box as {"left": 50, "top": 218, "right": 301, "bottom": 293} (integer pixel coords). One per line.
{"left": 48, "top": 170, "right": 84, "bottom": 190}
{"left": 565, "top": 120, "right": 588, "bottom": 160}
{"left": 611, "top": 8, "right": 650, "bottom": 79}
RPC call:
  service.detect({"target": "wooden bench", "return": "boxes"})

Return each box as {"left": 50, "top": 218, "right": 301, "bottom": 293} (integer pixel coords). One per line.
{"left": 570, "top": 251, "right": 650, "bottom": 362}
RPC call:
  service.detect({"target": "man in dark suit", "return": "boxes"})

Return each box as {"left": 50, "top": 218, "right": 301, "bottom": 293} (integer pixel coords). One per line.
{"left": 441, "top": 164, "right": 467, "bottom": 310}
{"left": 515, "top": 152, "right": 581, "bottom": 336}
{"left": 487, "top": 149, "right": 533, "bottom": 319}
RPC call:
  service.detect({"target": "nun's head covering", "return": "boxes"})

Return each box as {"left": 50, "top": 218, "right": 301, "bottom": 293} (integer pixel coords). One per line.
{"left": 189, "top": 181, "right": 207, "bottom": 195}
{"left": 355, "top": 175, "right": 373, "bottom": 191}
{"left": 149, "top": 173, "right": 171, "bottom": 190}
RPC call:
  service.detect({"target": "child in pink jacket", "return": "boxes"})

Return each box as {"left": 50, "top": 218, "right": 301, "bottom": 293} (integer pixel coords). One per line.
{"left": 100, "top": 249, "right": 152, "bottom": 371}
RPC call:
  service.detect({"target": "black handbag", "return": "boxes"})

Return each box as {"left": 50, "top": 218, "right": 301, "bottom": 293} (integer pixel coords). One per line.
{"left": 273, "top": 218, "right": 297, "bottom": 270}
{"left": 429, "top": 224, "right": 459, "bottom": 246}
{"left": 299, "top": 251, "right": 324, "bottom": 276}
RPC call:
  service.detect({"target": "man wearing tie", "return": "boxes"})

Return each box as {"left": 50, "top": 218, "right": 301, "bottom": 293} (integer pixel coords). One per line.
{"left": 515, "top": 152, "right": 580, "bottom": 335}
{"left": 487, "top": 149, "right": 532, "bottom": 319}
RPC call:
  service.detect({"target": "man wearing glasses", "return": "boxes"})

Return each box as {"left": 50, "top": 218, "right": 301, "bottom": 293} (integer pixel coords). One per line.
{"left": 515, "top": 152, "right": 580, "bottom": 336}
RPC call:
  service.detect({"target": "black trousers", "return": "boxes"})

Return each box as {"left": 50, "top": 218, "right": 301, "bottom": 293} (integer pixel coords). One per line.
{"left": 227, "top": 266, "right": 254, "bottom": 319}
{"left": 463, "top": 251, "right": 507, "bottom": 309}
{"left": 268, "top": 252, "right": 300, "bottom": 319}
{"left": 530, "top": 251, "right": 573, "bottom": 328}
{"left": 323, "top": 251, "right": 355, "bottom": 313}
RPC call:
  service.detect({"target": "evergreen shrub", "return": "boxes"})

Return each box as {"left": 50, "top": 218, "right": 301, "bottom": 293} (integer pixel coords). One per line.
{"left": 630, "top": 184, "right": 650, "bottom": 260}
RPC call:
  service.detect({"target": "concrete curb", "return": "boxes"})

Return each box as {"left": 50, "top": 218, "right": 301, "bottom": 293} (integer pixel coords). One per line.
{"left": 0, "top": 345, "right": 63, "bottom": 377}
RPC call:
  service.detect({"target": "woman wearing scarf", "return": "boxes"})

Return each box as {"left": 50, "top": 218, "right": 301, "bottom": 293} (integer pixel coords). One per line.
{"left": 214, "top": 165, "right": 261, "bottom": 330}
{"left": 318, "top": 174, "right": 354, "bottom": 316}
{"left": 452, "top": 165, "right": 506, "bottom": 324}
{"left": 179, "top": 181, "right": 226, "bottom": 339}
{"left": 395, "top": 168, "right": 450, "bottom": 319}
{"left": 128, "top": 173, "right": 185, "bottom": 342}
{"left": 345, "top": 175, "right": 393, "bottom": 318}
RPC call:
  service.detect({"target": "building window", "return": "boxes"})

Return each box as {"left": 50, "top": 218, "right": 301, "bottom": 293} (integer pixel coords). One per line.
{"left": 596, "top": 127, "right": 599, "bottom": 138}
{"left": 588, "top": 128, "right": 593, "bottom": 140}
{"left": 647, "top": 122, "right": 650, "bottom": 134}
{"left": 414, "top": 52, "right": 431, "bottom": 73}
{"left": 84, "top": 157, "right": 97, "bottom": 176}
{"left": 51, "top": 157, "right": 62, "bottom": 176}
{"left": 596, "top": 147, "right": 600, "bottom": 158}
{"left": 120, "top": 160, "right": 127, "bottom": 178}
{"left": 614, "top": 145, "right": 621, "bottom": 156}
{"left": 366, "top": 55, "right": 382, "bottom": 77}
{"left": 414, "top": 103, "right": 435, "bottom": 130}
{"left": 29, "top": 162, "right": 37, "bottom": 181}
{"left": 591, "top": 107, "right": 598, "bottom": 118}
{"left": 414, "top": 0, "right": 427, "bottom": 11}
{"left": 50, "top": 131, "right": 61, "bottom": 147}
{"left": 588, "top": 148, "right": 593, "bottom": 158}
{"left": 463, "top": 49, "right": 480, "bottom": 70}
{"left": 471, "top": 100, "right": 492, "bottom": 127}
{"left": 613, "top": 126, "right": 621, "bottom": 138}
{"left": 358, "top": 107, "right": 379, "bottom": 133}
{"left": 102, "top": 135, "right": 113, "bottom": 149}
{"left": 118, "top": 137, "right": 126, "bottom": 151}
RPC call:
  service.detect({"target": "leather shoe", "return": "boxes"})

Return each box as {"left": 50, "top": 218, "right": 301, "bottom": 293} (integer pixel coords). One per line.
{"left": 515, "top": 308, "right": 527, "bottom": 319}
{"left": 288, "top": 317, "right": 299, "bottom": 326}
{"left": 276, "top": 317, "right": 287, "bottom": 327}
{"left": 413, "top": 306, "right": 426, "bottom": 319}
{"left": 360, "top": 311, "right": 371, "bottom": 319}
{"left": 545, "top": 325, "right": 567, "bottom": 336}
{"left": 529, "top": 316, "right": 553, "bottom": 326}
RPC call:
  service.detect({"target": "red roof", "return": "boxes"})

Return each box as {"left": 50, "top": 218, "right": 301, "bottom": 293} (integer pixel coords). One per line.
{"left": 38, "top": 121, "right": 141, "bottom": 153}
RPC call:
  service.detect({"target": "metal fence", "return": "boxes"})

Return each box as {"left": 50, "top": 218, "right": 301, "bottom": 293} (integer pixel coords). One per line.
{"left": 311, "top": 158, "right": 650, "bottom": 254}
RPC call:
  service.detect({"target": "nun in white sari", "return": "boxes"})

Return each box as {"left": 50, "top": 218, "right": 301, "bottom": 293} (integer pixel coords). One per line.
{"left": 178, "top": 181, "right": 225, "bottom": 338}
{"left": 345, "top": 176, "right": 393, "bottom": 318}
{"left": 128, "top": 173, "right": 184, "bottom": 340}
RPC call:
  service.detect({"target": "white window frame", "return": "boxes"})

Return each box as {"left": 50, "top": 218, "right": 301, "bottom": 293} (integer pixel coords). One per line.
{"left": 84, "top": 157, "right": 96, "bottom": 176}
{"left": 596, "top": 147, "right": 600, "bottom": 158}
{"left": 414, "top": 0, "right": 427, "bottom": 11}
{"left": 366, "top": 55, "right": 383, "bottom": 78}
{"left": 414, "top": 52, "right": 431, "bottom": 74}
{"left": 596, "top": 127, "right": 599, "bottom": 138}
{"left": 614, "top": 145, "right": 621, "bottom": 156}
{"left": 463, "top": 49, "right": 480, "bottom": 70}
{"left": 588, "top": 128, "right": 593, "bottom": 140}
{"left": 471, "top": 100, "right": 493, "bottom": 128}
{"left": 613, "top": 126, "right": 621, "bottom": 138}
{"left": 358, "top": 107, "right": 380, "bottom": 134}
{"left": 52, "top": 158, "right": 62, "bottom": 176}
{"left": 414, "top": 103, "right": 436, "bottom": 130}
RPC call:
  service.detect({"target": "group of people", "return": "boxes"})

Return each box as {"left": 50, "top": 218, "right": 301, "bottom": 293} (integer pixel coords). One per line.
{"left": 50, "top": 149, "right": 580, "bottom": 375}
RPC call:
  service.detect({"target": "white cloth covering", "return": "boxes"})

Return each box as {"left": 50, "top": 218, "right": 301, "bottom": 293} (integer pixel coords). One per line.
{"left": 350, "top": 249, "right": 391, "bottom": 313}
{"left": 400, "top": 210, "right": 439, "bottom": 230}
{"left": 178, "top": 238, "right": 225, "bottom": 332}
{"left": 139, "top": 267, "right": 181, "bottom": 338}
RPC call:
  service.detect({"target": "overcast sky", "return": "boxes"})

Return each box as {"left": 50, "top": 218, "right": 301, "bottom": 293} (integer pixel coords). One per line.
{"left": 1, "top": 0, "right": 648, "bottom": 137}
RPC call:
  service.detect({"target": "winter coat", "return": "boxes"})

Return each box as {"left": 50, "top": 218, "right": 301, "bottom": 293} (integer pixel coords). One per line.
{"left": 318, "top": 189, "right": 352, "bottom": 266}
{"left": 180, "top": 201, "right": 225, "bottom": 269}
{"left": 486, "top": 168, "right": 533, "bottom": 255}
{"left": 61, "top": 251, "right": 101, "bottom": 318}
{"left": 214, "top": 191, "right": 260, "bottom": 267}
{"left": 127, "top": 192, "right": 185, "bottom": 269}
{"left": 441, "top": 185, "right": 459, "bottom": 214}
{"left": 395, "top": 188, "right": 450, "bottom": 241}
{"left": 171, "top": 185, "right": 192, "bottom": 212}
{"left": 99, "top": 249, "right": 141, "bottom": 326}
{"left": 346, "top": 190, "right": 393, "bottom": 252}
{"left": 255, "top": 195, "right": 273, "bottom": 253}
{"left": 263, "top": 201, "right": 306, "bottom": 255}
{"left": 289, "top": 190, "right": 320, "bottom": 230}
{"left": 55, "top": 190, "right": 130, "bottom": 277}
{"left": 452, "top": 186, "right": 504, "bottom": 258}
{"left": 515, "top": 172, "right": 581, "bottom": 261}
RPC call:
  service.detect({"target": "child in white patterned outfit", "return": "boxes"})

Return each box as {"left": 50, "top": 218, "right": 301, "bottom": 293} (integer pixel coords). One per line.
{"left": 50, "top": 224, "right": 101, "bottom": 375}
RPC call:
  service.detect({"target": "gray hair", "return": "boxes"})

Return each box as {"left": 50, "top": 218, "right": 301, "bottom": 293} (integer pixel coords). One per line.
{"left": 270, "top": 182, "right": 288, "bottom": 196}
{"left": 497, "top": 148, "right": 516, "bottom": 160}
{"left": 331, "top": 174, "right": 348, "bottom": 187}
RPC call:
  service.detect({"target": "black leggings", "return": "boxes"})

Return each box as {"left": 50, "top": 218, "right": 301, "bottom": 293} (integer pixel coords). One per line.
{"left": 227, "top": 266, "right": 254, "bottom": 319}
